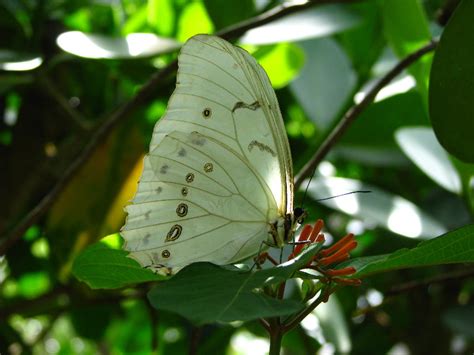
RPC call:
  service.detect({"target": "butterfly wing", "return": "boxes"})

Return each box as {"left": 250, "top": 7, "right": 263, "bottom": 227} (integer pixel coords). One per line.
{"left": 121, "top": 35, "right": 293, "bottom": 274}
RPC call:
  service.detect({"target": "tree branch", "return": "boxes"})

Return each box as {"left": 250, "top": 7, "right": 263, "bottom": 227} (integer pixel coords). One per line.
{"left": 294, "top": 39, "right": 438, "bottom": 190}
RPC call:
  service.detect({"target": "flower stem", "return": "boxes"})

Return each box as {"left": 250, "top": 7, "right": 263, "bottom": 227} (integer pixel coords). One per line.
{"left": 269, "top": 325, "right": 283, "bottom": 355}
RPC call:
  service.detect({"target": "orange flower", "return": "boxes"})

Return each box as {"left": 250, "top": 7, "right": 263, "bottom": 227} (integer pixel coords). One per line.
{"left": 289, "top": 220, "right": 361, "bottom": 287}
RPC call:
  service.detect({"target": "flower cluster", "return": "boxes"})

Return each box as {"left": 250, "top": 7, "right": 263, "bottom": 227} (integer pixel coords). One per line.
{"left": 289, "top": 219, "right": 361, "bottom": 286}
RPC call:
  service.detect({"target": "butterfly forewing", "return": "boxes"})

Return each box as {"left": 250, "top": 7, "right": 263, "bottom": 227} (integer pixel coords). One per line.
{"left": 122, "top": 35, "right": 293, "bottom": 274}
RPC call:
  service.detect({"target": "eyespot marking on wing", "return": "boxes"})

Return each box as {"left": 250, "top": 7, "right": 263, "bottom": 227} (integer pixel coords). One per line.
{"left": 190, "top": 132, "right": 206, "bottom": 146}
{"left": 176, "top": 203, "right": 188, "bottom": 217}
{"left": 204, "top": 162, "right": 213, "bottom": 173}
{"left": 160, "top": 164, "right": 169, "bottom": 174}
{"left": 181, "top": 187, "right": 189, "bottom": 196}
{"left": 232, "top": 100, "right": 261, "bottom": 112}
{"left": 248, "top": 140, "right": 276, "bottom": 157}
{"left": 143, "top": 233, "right": 150, "bottom": 245}
{"left": 185, "top": 173, "right": 195, "bottom": 183}
{"left": 178, "top": 148, "right": 186, "bottom": 157}
{"left": 202, "top": 108, "right": 212, "bottom": 118}
{"left": 165, "top": 224, "right": 182, "bottom": 242}
{"left": 162, "top": 250, "right": 171, "bottom": 258}
{"left": 155, "top": 186, "right": 162, "bottom": 194}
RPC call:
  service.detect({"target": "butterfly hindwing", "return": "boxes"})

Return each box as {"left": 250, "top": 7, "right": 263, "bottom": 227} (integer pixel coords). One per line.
{"left": 122, "top": 131, "right": 273, "bottom": 273}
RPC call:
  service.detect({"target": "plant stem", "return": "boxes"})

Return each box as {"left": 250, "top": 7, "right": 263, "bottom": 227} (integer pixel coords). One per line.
{"left": 269, "top": 323, "right": 283, "bottom": 355}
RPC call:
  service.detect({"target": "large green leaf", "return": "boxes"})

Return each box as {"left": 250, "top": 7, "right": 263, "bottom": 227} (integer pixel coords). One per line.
{"left": 382, "top": 0, "right": 432, "bottom": 102}
{"left": 347, "top": 224, "right": 474, "bottom": 277}
{"left": 147, "top": 245, "right": 321, "bottom": 324}
{"left": 429, "top": 0, "right": 474, "bottom": 163}
{"left": 72, "top": 241, "right": 164, "bottom": 289}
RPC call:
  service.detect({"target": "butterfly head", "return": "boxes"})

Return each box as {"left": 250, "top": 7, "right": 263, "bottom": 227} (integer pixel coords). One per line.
{"left": 270, "top": 207, "right": 307, "bottom": 247}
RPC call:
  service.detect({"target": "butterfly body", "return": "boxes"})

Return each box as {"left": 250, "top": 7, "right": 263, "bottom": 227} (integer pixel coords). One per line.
{"left": 121, "top": 35, "right": 296, "bottom": 275}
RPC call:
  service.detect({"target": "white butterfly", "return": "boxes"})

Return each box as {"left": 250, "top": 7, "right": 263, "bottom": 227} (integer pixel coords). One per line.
{"left": 121, "top": 34, "right": 300, "bottom": 275}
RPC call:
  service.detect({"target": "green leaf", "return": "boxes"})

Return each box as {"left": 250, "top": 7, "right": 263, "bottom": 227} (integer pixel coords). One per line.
{"left": 0, "top": 50, "right": 42, "bottom": 71}
{"left": 240, "top": 4, "right": 360, "bottom": 45}
{"left": 204, "top": 0, "right": 254, "bottom": 30}
{"left": 253, "top": 43, "right": 305, "bottom": 89}
{"left": 337, "top": 2, "right": 385, "bottom": 79}
{"left": 56, "top": 31, "right": 180, "bottom": 59}
{"left": 429, "top": 0, "right": 474, "bottom": 163}
{"left": 347, "top": 224, "right": 474, "bottom": 277}
{"left": 148, "top": 0, "right": 175, "bottom": 36}
{"left": 17, "top": 271, "right": 51, "bottom": 298}
{"left": 147, "top": 244, "right": 321, "bottom": 324}
{"left": 72, "top": 242, "right": 164, "bottom": 289}
{"left": 307, "top": 177, "right": 447, "bottom": 239}
{"left": 176, "top": 2, "right": 213, "bottom": 42}
{"left": 290, "top": 38, "right": 356, "bottom": 128}
{"left": 395, "top": 127, "right": 462, "bottom": 194}
{"left": 383, "top": 0, "right": 432, "bottom": 102}
{"left": 341, "top": 91, "right": 429, "bottom": 150}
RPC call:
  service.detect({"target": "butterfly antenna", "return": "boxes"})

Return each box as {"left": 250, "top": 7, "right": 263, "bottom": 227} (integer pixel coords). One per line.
{"left": 299, "top": 171, "right": 316, "bottom": 211}
{"left": 317, "top": 190, "right": 371, "bottom": 201}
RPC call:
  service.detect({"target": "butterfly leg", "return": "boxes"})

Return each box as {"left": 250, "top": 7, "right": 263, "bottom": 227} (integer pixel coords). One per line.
{"left": 250, "top": 241, "right": 277, "bottom": 271}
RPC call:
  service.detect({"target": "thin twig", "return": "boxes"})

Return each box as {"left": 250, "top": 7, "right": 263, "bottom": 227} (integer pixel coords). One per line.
{"left": 282, "top": 285, "right": 336, "bottom": 332}
{"left": 386, "top": 267, "right": 474, "bottom": 296}
{"left": 0, "top": 0, "right": 354, "bottom": 256}
{"left": 294, "top": 40, "right": 438, "bottom": 190}
{"left": 259, "top": 318, "right": 271, "bottom": 332}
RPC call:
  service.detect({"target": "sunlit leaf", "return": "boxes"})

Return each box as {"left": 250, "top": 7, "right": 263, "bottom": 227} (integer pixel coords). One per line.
{"left": 395, "top": 127, "right": 462, "bottom": 194}
{"left": 72, "top": 241, "right": 164, "bottom": 289}
{"left": 306, "top": 177, "right": 447, "bottom": 239}
{"left": 56, "top": 31, "right": 180, "bottom": 59}
{"left": 240, "top": 4, "right": 360, "bottom": 45}
{"left": 148, "top": 0, "right": 175, "bottom": 36}
{"left": 0, "top": 50, "right": 42, "bottom": 71}
{"left": 17, "top": 272, "right": 51, "bottom": 298}
{"left": 253, "top": 43, "right": 304, "bottom": 89}
{"left": 176, "top": 2, "right": 213, "bottom": 42}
